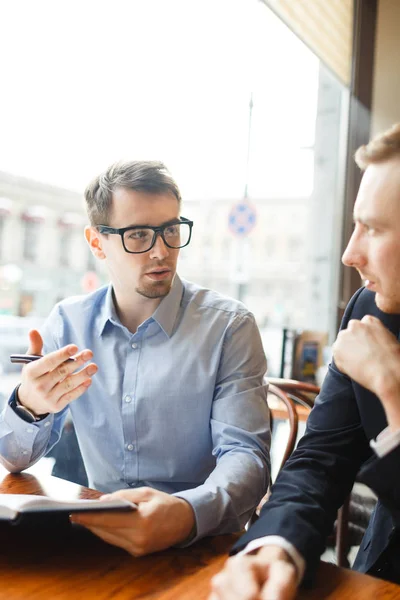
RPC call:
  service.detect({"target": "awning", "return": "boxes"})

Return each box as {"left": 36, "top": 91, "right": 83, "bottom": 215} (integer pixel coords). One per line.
{"left": 264, "top": 0, "right": 353, "bottom": 86}
{"left": 0, "top": 197, "right": 12, "bottom": 217}
{"left": 21, "top": 205, "right": 50, "bottom": 223}
{"left": 58, "top": 212, "right": 85, "bottom": 228}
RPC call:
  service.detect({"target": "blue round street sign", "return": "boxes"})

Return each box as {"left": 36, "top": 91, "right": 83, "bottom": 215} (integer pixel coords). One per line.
{"left": 228, "top": 201, "right": 257, "bottom": 237}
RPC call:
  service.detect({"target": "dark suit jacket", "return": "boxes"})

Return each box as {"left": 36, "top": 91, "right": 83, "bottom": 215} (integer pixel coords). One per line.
{"left": 233, "top": 287, "right": 400, "bottom": 584}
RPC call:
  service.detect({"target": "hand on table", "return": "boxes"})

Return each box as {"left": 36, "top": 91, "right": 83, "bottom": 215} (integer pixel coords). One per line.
{"left": 17, "top": 330, "right": 98, "bottom": 416}
{"left": 208, "top": 545, "right": 298, "bottom": 600}
{"left": 70, "top": 487, "right": 196, "bottom": 556}
{"left": 333, "top": 316, "right": 400, "bottom": 428}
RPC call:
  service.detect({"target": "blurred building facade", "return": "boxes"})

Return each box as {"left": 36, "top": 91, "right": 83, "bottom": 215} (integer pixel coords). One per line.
{"left": 179, "top": 196, "right": 308, "bottom": 329}
{"left": 0, "top": 171, "right": 101, "bottom": 317}
{"left": 0, "top": 167, "right": 309, "bottom": 328}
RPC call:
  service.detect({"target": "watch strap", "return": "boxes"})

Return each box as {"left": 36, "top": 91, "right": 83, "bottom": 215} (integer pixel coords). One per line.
{"left": 13, "top": 386, "right": 49, "bottom": 422}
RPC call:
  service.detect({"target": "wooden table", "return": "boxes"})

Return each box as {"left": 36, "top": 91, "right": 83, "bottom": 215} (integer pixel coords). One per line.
{"left": 0, "top": 470, "right": 399, "bottom": 599}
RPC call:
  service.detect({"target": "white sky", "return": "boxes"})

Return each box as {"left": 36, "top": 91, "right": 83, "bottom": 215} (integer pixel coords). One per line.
{"left": 0, "top": 0, "right": 319, "bottom": 200}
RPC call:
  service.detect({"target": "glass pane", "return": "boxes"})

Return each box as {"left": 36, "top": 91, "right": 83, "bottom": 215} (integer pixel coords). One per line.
{"left": 0, "top": 0, "right": 350, "bottom": 480}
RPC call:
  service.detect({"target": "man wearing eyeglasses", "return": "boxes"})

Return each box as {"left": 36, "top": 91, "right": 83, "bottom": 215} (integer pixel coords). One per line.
{"left": 0, "top": 160, "right": 270, "bottom": 556}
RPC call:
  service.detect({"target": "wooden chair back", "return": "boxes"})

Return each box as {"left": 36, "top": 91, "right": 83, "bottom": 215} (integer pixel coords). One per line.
{"left": 266, "top": 377, "right": 353, "bottom": 568}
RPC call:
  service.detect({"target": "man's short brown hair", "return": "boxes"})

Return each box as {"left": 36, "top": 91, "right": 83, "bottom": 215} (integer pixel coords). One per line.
{"left": 355, "top": 123, "right": 400, "bottom": 171}
{"left": 84, "top": 160, "right": 182, "bottom": 226}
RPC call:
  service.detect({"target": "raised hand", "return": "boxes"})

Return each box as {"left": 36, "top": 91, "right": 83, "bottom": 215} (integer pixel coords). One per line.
{"left": 17, "top": 329, "right": 98, "bottom": 417}
{"left": 333, "top": 316, "right": 400, "bottom": 429}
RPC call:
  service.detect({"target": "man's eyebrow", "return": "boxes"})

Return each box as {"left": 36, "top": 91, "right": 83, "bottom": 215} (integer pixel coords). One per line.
{"left": 124, "top": 218, "right": 181, "bottom": 229}
{"left": 352, "top": 215, "right": 382, "bottom": 227}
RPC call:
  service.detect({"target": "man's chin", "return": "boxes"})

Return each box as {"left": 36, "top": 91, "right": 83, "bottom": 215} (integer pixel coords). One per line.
{"left": 375, "top": 293, "right": 400, "bottom": 314}
{"left": 136, "top": 281, "right": 172, "bottom": 300}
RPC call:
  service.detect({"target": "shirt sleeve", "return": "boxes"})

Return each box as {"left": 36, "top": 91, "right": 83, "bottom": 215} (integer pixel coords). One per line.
{"left": 174, "top": 311, "right": 271, "bottom": 543}
{"left": 237, "top": 535, "right": 305, "bottom": 584}
{"left": 370, "top": 426, "right": 400, "bottom": 457}
{"left": 0, "top": 306, "right": 68, "bottom": 472}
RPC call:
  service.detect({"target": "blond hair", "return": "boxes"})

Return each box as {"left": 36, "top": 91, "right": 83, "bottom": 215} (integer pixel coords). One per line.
{"left": 355, "top": 123, "right": 400, "bottom": 171}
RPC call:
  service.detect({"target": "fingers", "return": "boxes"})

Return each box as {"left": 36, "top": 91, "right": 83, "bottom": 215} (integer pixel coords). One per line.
{"left": 18, "top": 343, "right": 98, "bottom": 415}
{"left": 209, "top": 548, "right": 299, "bottom": 600}
{"left": 47, "top": 362, "right": 98, "bottom": 405}
{"left": 78, "top": 522, "right": 151, "bottom": 557}
{"left": 101, "top": 487, "right": 154, "bottom": 504}
{"left": 260, "top": 561, "right": 297, "bottom": 600}
{"left": 82, "top": 525, "right": 135, "bottom": 554}
{"left": 28, "top": 344, "right": 79, "bottom": 378}
{"left": 42, "top": 349, "right": 94, "bottom": 391}
{"left": 27, "top": 329, "right": 44, "bottom": 355}
{"left": 70, "top": 488, "right": 156, "bottom": 529}
{"left": 210, "top": 557, "right": 265, "bottom": 600}
{"left": 53, "top": 378, "right": 94, "bottom": 412}
{"left": 360, "top": 315, "right": 379, "bottom": 325}
{"left": 71, "top": 510, "right": 138, "bottom": 529}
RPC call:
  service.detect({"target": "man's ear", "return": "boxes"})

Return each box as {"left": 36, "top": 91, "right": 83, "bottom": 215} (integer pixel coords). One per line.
{"left": 84, "top": 226, "right": 106, "bottom": 260}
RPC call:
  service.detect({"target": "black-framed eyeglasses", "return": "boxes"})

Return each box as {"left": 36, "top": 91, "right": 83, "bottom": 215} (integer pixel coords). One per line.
{"left": 96, "top": 217, "right": 193, "bottom": 254}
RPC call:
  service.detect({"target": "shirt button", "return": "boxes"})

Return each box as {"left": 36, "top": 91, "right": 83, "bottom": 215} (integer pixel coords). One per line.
{"left": 26, "top": 428, "right": 34, "bottom": 433}
{"left": 127, "top": 444, "right": 134, "bottom": 451}
{"left": 131, "top": 343, "right": 137, "bottom": 349}
{"left": 124, "top": 395, "right": 132, "bottom": 403}
{"left": 22, "top": 450, "right": 28, "bottom": 455}
{"left": 44, "top": 422, "right": 51, "bottom": 428}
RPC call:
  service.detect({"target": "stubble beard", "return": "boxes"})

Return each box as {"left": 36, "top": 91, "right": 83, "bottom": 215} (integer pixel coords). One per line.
{"left": 135, "top": 280, "right": 172, "bottom": 300}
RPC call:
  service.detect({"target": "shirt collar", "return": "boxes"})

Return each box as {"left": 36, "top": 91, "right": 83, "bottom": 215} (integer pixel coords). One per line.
{"left": 97, "top": 284, "right": 120, "bottom": 337}
{"left": 97, "top": 275, "right": 184, "bottom": 338}
{"left": 152, "top": 274, "right": 183, "bottom": 338}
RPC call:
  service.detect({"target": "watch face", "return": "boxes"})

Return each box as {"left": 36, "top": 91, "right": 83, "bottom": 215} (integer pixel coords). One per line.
{"left": 15, "top": 404, "right": 36, "bottom": 423}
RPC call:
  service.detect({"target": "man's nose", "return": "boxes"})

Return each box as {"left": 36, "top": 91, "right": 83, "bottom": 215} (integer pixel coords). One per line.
{"left": 149, "top": 233, "right": 170, "bottom": 259}
{"left": 342, "top": 232, "right": 366, "bottom": 268}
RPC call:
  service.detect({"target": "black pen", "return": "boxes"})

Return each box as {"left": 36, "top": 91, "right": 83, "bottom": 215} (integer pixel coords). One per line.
{"left": 10, "top": 354, "right": 75, "bottom": 364}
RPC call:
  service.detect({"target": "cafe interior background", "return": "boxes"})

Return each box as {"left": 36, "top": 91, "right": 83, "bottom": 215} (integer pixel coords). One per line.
{"left": 0, "top": 0, "right": 398, "bottom": 566}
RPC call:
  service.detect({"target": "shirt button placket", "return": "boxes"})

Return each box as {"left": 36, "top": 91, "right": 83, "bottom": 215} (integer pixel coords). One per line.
{"left": 123, "top": 337, "right": 140, "bottom": 484}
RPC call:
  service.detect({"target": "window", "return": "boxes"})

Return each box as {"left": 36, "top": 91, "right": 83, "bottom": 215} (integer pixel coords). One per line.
{"left": 0, "top": 0, "right": 354, "bottom": 478}
{"left": 0, "top": 217, "right": 4, "bottom": 261}
{"left": 23, "top": 220, "right": 40, "bottom": 263}
{"left": 59, "top": 228, "right": 72, "bottom": 268}
{"left": 87, "top": 248, "right": 96, "bottom": 272}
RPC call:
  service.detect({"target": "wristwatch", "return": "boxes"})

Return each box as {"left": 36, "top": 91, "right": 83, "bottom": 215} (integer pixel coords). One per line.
{"left": 13, "top": 387, "right": 49, "bottom": 423}
{"left": 14, "top": 399, "right": 48, "bottom": 423}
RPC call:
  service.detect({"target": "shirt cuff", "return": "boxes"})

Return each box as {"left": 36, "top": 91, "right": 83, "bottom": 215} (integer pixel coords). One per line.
{"left": 237, "top": 535, "right": 305, "bottom": 584}
{"left": 370, "top": 426, "right": 400, "bottom": 457}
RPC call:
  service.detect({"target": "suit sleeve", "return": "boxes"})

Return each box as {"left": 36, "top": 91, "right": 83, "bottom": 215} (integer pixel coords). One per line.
{"left": 232, "top": 288, "right": 372, "bottom": 583}
{"left": 358, "top": 440, "right": 400, "bottom": 527}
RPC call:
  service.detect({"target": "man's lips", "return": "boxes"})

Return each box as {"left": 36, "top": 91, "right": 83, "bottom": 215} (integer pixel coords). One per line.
{"left": 363, "top": 278, "right": 376, "bottom": 289}
{"left": 145, "top": 268, "right": 172, "bottom": 281}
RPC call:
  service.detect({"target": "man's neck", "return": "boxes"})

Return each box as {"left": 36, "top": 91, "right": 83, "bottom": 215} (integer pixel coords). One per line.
{"left": 112, "top": 288, "right": 163, "bottom": 334}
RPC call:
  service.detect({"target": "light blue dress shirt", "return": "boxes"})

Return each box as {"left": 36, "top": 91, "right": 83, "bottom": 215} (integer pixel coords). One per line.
{"left": 0, "top": 275, "right": 270, "bottom": 541}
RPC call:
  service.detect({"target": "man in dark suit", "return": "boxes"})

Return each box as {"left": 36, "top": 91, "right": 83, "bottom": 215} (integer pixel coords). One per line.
{"left": 209, "top": 123, "right": 400, "bottom": 600}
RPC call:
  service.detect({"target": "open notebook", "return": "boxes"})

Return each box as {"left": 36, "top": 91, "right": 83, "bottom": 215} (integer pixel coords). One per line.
{"left": 0, "top": 494, "right": 137, "bottom": 522}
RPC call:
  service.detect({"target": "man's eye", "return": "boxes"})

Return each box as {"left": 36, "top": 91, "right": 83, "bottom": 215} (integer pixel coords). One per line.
{"left": 362, "top": 224, "right": 376, "bottom": 236}
{"left": 128, "top": 230, "right": 149, "bottom": 240}
{"left": 164, "top": 225, "right": 179, "bottom": 236}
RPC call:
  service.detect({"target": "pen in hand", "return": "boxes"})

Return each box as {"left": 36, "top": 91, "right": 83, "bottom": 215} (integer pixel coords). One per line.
{"left": 10, "top": 354, "right": 75, "bottom": 364}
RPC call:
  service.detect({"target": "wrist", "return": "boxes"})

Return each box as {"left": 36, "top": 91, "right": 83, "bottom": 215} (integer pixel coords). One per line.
{"left": 14, "top": 385, "right": 49, "bottom": 423}
{"left": 256, "top": 544, "right": 293, "bottom": 564}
